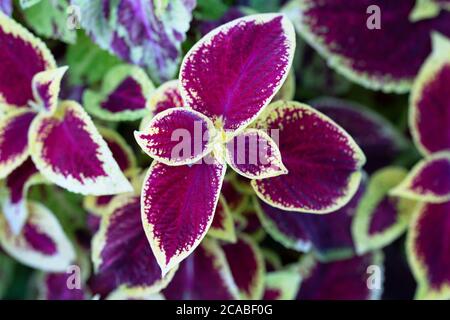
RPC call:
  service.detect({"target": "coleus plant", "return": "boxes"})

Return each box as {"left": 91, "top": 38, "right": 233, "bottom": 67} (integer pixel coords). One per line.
{"left": 390, "top": 33, "right": 450, "bottom": 299}
{"left": 284, "top": 0, "right": 450, "bottom": 93}
{"left": 0, "top": 12, "right": 132, "bottom": 234}
{"left": 134, "top": 13, "right": 366, "bottom": 276}
{"left": 83, "top": 64, "right": 155, "bottom": 122}
{"left": 72, "top": 0, "right": 197, "bottom": 83}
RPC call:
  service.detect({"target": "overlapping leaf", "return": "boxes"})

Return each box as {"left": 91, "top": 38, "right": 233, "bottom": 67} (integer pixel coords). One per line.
{"left": 29, "top": 100, "right": 133, "bottom": 195}
{"left": 252, "top": 101, "right": 366, "bottom": 213}
{"left": 0, "top": 201, "right": 75, "bottom": 272}
{"left": 91, "top": 195, "right": 175, "bottom": 297}
{"left": 353, "top": 167, "right": 416, "bottom": 254}
{"left": 141, "top": 157, "right": 226, "bottom": 275}
{"left": 83, "top": 65, "right": 154, "bottom": 121}
{"left": 163, "top": 238, "right": 239, "bottom": 300}
{"left": 284, "top": 0, "right": 450, "bottom": 93}
{"left": 72, "top": 0, "right": 196, "bottom": 82}
{"left": 222, "top": 235, "right": 265, "bottom": 300}
{"left": 180, "top": 14, "right": 295, "bottom": 134}
{"left": 407, "top": 201, "right": 450, "bottom": 299}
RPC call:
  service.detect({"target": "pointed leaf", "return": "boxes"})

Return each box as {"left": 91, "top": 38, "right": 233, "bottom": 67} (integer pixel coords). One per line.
{"left": 312, "top": 98, "right": 408, "bottom": 173}
{"left": 263, "top": 270, "right": 301, "bottom": 300}
{"left": 254, "top": 198, "right": 311, "bottom": 252}
{"left": 0, "top": 159, "right": 44, "bottom": 234}
{"left": 353, "top": 167, "right": 417, "bottom": 254}
{"left": 255, "top": 178, "right": 366, "bottom": 260}
{"left": 208, "top": 195, "right": 236, "bottom": 243}
{"left": 0, "top": 201, "right": 76, "bottom": 272}
{"left": 83, "top": 65, "right": 154, "bottom": 121}
{"left": 0, "top": 109, "right": 35, "bottom": 179}
{"left": 31, "top": 67, "right": 68, "bottom": 114}
{"left": 410, "top": 33, "right": 450, "bottom": 155}
{"left": 72, "top": 0, "right": 196, "bottom": 82}
{"left": 392, "top": 152, "right": 450, "bottom": 203}
{"left": 91, "top": 195, "right": 175, "bottom": 297}
{"left": 148, "top": 80, "right": 184, "bottom": 115}
{"left": 252, "top": 101, "right": 366, "bottom": 213}
{"left": 284, "top": 0, "right": 450, "bottom": 93}
{"left": 222, "top": 235, "right": 265, "bottom": 300}
{"left": 0, "top": 12, "right": 56, "bottom": 109}
{"left": 180, "top": 14, "right": 295, "bottom": 134}
{"left": 163, "top": 238, "right": 240, "bottom": 300}
{"left": 141, "top": 156, "right": 226, "bottom": 275}
{"left": 98, "top": 126, "right": 136, "bottom": 175}
{"left": 29, "top": 100, "right": 133, "bottom": 195}
{"left": 407, "top": 201, "right": 450, "bottom": 299}
{"left": 37, "top": 272, "right": 86, "bottom": 300}
{"left": 83, "top": 195, "right": 115, "bottom": 219}
{"left": 225, "top": 129, "right": 288, "bottom": 179}
{"left": 135, "top": 108, "right": 216, "bottom": 166}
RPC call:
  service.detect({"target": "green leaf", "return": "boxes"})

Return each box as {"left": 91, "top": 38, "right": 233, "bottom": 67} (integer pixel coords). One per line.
{"left": 0, "top": 253, "right": 15, "bottom": 298}
{"left": 21, "top": 0, "right": 77, "bottom": 44}
{"left": 66, "top": 32, "right": 121, "bottom": 85}
{"left": 195, "top": 0, "right": 228, "bottom": 20}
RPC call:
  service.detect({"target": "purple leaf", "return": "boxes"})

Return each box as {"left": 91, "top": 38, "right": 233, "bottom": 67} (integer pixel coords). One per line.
{"left": 83, "top": 65, "right": 154, "bottom": 121}
{"left": 38, "top": 272, "right": 86, "bottom": 300}
{"left": 0, "top": 110, "right": 36, "bottom": 179}
{"left": 1, "top": 158, "right": 42, "bottom": 234}
{"left": 407, "top": 201, "right": 450, "bottom": 299}
{"left": 410, "top": 33, "right": 450, "bottom": 155}
{"left": 252, "top": 101, "right": 366, "bottom": 213}
{"left": 312, "top": 98, "right": 407, "bottom": 173}
{"left": 31, "top": 67, "right": 68, "bottom": 114}
{"left": 91, "top": 195, "right": 174, "bottom": 297}
{"left": 222, "top": 235, "right": 265, "bottom": 300}
{"left": 255, "top": 178, "right": 366, "bottom": 260}
{"left": 99, "top": 126, "right": 136, "bottom": 174}
{"left": 0, "top": 12, "right": 56, "bottom": 109}
{"left": 209, "top": 196, "right": 236, "bottom": 243}
{"left": 225, "top": 129, "right": 287, "bottom": 179}
{"left": 148, "top": 80, "right": 184, "bottom": 116}
{"left": 73, "top": 0, "right": 196, "bottom": 82}
{"left": 285, "top": 0, "right": 450, "bottom": 93}
{"left": 353, "top": 167, "right": 416, "bottom": 254}
{"left": 28, "top": 100, "right": 133, "bottom": 195}
{"left": 180, "top": 14, "right": 295, "bottom": 133}
{"left": 392, "top": 152, "right": 450, "bottom": 203}
{"left": 0, "top": 0, "right": 12, "bottom": 16}
{"left": 141, "top": 156, "right": 226, "bottom": 275}
{"left": 163, "top": 238, "right": 239, "bottom": 300}
{"left": 135, "top": 108, "right": 215, "bottom": 166}
{"left": 0, "top": 201, "right": 75, "bottom": 272}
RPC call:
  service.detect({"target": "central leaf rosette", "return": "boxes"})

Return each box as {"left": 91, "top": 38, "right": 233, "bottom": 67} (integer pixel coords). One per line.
{"left": 135, "top": 107, "right": 288, "bottom": 178}
{"left": 134, "top": 13, "right": 366, "bottom": 275}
